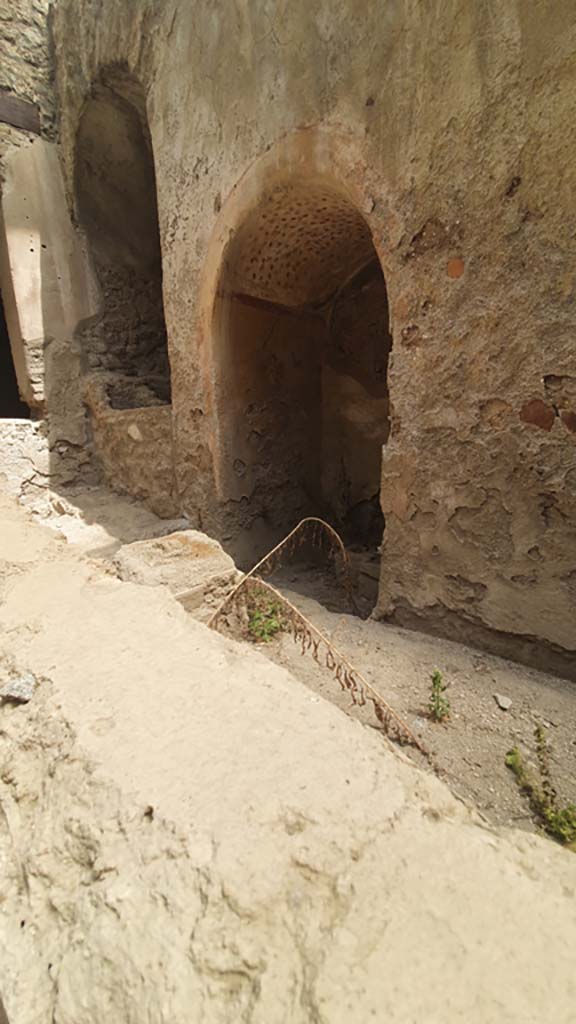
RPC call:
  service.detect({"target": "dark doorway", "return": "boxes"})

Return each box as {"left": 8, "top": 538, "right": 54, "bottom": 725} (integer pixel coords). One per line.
{"left": 0, "top": 292, "right": 29, "bottom": 418}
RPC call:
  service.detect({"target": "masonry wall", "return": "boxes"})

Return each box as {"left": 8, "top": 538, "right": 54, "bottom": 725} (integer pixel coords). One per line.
{"left": 45, "top": 0, "right": 576, "bottom": 676}
{"left": 0, "top": 0, "right": 55, "bottom": 139}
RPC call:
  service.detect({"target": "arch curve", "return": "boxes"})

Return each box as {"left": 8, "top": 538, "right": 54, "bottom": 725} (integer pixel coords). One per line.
{"left": 202, "top": 131, "right": 395, "bottom": 555}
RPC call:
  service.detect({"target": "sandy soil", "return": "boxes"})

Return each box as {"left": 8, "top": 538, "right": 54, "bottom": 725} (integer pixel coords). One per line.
{"left": 2, "top": 488, "right": 576, "bottom": 1023}
{"left": 249, "top": 562, "right": 576, "bottom": 838}
{"left": 42, "top": 488, "right": 576, "bottom": 841}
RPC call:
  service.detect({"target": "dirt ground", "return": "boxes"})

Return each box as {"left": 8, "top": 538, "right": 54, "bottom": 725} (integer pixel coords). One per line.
{"left": 244, "top": 560, "right": 576, "bottom": 838}
{"left": 3, "top": 491, "right": 576, "bottom": 1024}
{"left": 42, "top": 488, "right": 576, "bottom": 843}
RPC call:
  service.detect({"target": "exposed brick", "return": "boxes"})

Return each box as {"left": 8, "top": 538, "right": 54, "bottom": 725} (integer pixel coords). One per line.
{"left": 560, "top": 410, "right": 576, "bottom": 433}
{"left": 447, "top": 257, "right": 465, "bottom": 279}
{"left": 519, "top": 399, "right": 555, "bottom": 431}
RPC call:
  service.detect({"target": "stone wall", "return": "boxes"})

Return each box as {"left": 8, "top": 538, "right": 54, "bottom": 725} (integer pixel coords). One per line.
{"left": 0, "top": 6, "right": 176, "bottom": 507}
{"left": 40, "top": 0, "right": 576, "bottom": 675}
{"left": 0, "top": 0, "right": 55, "bottom": 140}
{"left": 85, "top": 375, "right": 177, "bottom": 518}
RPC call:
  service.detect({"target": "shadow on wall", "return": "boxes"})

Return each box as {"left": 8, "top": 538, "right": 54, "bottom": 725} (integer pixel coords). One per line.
{"left": 0, "top": 103, "right": 176, "bottom": 527}
{"left": 74, "top": 64, "right": 170, "bottom": 407}
{"left": 70, "top": 65, "right": 177, "bottom": 517}
{"left": 0, "top": 290, "right": 29, "bottom": 418}
{"left": 211, "top": 176, "right": 392, "bottom": 555}
{"left": 0, "top": 139, "right": 100, "bottom": 507}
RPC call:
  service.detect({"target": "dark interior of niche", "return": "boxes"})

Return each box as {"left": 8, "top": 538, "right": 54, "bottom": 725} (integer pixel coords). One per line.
{"left": 0, "top": 292, "right": 29, "bottom": 418}
{"left": 105, "top": 375, "right": 171, "bottom": 410}
{"left": 74, "top": 69, "right": 171, "bottom": 408}
{"left": 215, "top": 182, "right": 393, "bottom": 554}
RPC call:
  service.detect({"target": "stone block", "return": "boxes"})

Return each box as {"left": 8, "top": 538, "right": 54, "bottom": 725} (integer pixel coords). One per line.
{"left": 113, "top": 530, "right": 238, "bottom": 609}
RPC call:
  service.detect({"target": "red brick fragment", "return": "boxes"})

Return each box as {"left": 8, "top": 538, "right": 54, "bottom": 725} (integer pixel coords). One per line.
{"left": 561, "top": 410, "right": 576, "bottom": 433}
{"left": 447, "top": 258, "right": 465, "bottom": 279}
{"left": 519, "top": 399, "right": 555, "bottom": 431}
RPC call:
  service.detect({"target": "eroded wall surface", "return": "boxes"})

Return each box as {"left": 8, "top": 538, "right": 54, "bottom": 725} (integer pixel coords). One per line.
{"left": 0, "top": 0, "right": 55, "bottom": 140}
{"left": 46, "top": 0, "right": 576, "bottom": 672}
{"left": 85, "top": 376, "right": 177, "bottom": 518}
{"left": 0, "top": 0, "right": 55, "bottom": 406}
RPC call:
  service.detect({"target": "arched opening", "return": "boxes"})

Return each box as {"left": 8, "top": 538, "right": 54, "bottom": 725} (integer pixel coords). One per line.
{"left": 74, "top": 67, "right": 170, "bottom": 409}
{"left": 0, "top": 290, "right": 28, "bottom": 418}
{"left": 212, "top": 177, "right": 392, "bottom": 559}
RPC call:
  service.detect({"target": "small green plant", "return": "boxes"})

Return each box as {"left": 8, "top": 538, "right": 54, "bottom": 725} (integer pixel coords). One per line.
{"left": 428, "top": 669, "right": 450, "bottom": 722}
{"left": 506, "top": 725, "right": 576, "bottom": 850}
{"left": 247, "top": 593, "right": 285, "bottom": 643}
{"left": 209, "top": 519, "right": 428, "bottom": 752}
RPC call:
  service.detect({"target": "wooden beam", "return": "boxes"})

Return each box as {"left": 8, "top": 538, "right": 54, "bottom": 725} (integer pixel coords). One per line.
{"left": 0, "top": 92, "right": 41, "bottom": 134}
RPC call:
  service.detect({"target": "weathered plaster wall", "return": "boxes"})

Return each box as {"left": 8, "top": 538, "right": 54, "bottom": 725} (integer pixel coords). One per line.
{"left": 50, "top": 0, "right": 576, "bottom": 674}
{"left": 0, "top": 7, "right": 175, "bottom": 508}
{"left": 0, "top": 139, "right": 95, "bottom": 413}
{"left": 0, "top": 0, "right": 56, "bottom": 421}
{"left": 0, "top": 0, "right": 100, "bottom": 495}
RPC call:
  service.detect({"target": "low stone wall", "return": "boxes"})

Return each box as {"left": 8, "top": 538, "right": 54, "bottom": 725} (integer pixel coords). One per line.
{"left": 85, "top": 375, "right": 177, "bottom": 518}
{"left": 0, "top": 501, "right": 575, "bottom": 1024}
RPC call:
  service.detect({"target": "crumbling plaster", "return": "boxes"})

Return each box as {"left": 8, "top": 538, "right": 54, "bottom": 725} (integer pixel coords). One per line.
{"left": 48, "top": 0, "right": 576, "bottom": 673}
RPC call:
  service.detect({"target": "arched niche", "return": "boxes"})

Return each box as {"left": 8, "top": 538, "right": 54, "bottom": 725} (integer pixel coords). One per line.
{"left": 74, "top": 66, "right": 170, "bottom": 409}
{"left": 208, "top": 150, "right": 393, "bottom": 554}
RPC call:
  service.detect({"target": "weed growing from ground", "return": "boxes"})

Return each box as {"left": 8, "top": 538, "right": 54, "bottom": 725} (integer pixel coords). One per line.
{"left": 204, "top": 516, "right": 422, "bottom": 749}
{"left": 506, "top": 724, "right": 576, "bottom": 850}
{"left": 209, "top": 518, "right": 427, "bottom": 752}
{"left": 247, "top": 593, "right": 285, "bottom": 643}
{"left": 428, "top": 669, "right": 450, "bottom": 722}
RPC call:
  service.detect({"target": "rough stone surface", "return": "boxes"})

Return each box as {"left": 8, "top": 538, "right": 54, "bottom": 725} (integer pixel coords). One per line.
{"left": 0, "top": 498, "right": 575, "bottom": 1023}
{"left": 85, "top": 375, "right": 177, "bottom": 518}
{"left": 0, "top": 420, "right": 50, "bottom": 504}
{"left": 0, "top": 0, "right": 55, "bottom": 138}
{"left": 113, "top": 528, "right": 238, "bottom": 609}
{"left": 43, "top": 0, "right": 576, "bottom": 675}
{"left": 0, "top": 671, "right": 36, "bottom": 703}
